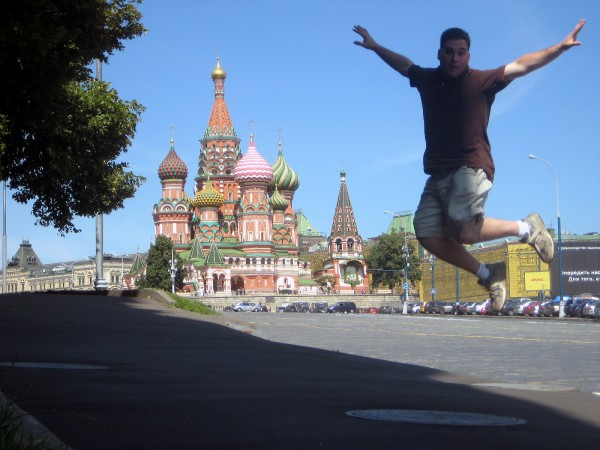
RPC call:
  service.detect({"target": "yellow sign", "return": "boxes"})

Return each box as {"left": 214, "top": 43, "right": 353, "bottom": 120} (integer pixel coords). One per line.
{"left": 524, "top": 271, "right": 551, "bottom": 292}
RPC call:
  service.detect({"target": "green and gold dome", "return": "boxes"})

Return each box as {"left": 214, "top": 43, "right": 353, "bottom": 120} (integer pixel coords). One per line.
{"left": 269, "top": 185, "right": 288, "bottom": 211}
{"left": 192, "top": 175, "right": 224, "bottom": 208}
{"left": 269, "top": 141, "right": 300, "bottom": 193}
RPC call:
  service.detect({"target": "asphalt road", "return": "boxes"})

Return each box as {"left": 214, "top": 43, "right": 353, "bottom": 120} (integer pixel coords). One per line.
{"left": 2, "top": 294, "right": 600, "bottom": 450}
{"left": 236, "top": 311, "right": 600, "bottom": 394}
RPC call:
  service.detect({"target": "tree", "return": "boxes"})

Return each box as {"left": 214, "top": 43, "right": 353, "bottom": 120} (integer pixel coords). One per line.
{"left": 0, "top": 0, "right": 146, "bottom": 233}
{"left": 137, "top": 235, "right": 186, "bottom": 292}
{"left": 365, "top": 233, "right": 422, "bottom": 291}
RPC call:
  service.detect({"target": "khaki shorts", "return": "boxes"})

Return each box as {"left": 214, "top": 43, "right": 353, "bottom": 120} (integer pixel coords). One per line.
{"left": 414, "top": 166, "right": 493, "bottom": 239}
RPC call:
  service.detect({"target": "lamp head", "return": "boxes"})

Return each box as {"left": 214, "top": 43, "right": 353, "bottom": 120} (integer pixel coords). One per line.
{"left": 528, "top": 154, "right": 536, "bottom": 159}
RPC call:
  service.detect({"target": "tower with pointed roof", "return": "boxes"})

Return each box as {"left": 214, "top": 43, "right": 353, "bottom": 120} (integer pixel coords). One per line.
{"left": 196, "top": 57, "right": 242, "bottom": 241}
{"left": 153, "top": 138, "right": 194, "bottom": 245}
{"left": 323, "top": 168, "right": 368, "bottom": 293}
{"left": 150, "top": 58, "right": 303, "bottom": 295}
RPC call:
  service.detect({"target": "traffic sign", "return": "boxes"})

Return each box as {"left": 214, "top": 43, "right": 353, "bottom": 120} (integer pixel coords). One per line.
{"left": 403, "top": 283, "right": 409, "bottom": 290}
{"left": 431, "top": 287, "right": 437, "bottom": 294}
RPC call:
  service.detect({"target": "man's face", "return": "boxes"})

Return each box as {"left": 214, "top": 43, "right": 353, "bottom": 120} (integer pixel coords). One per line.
{"left": 438, "top": 39, "right": 470, "bottom": 79}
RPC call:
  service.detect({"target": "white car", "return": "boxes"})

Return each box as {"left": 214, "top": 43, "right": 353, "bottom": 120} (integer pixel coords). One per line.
{"left": 232, "top": 302, "right": 259, "bottom": 312}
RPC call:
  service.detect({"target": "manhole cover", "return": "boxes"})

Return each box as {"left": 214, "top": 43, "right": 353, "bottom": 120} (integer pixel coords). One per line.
{"left": 346, "top": 409, "right": 526, "bottom": 426}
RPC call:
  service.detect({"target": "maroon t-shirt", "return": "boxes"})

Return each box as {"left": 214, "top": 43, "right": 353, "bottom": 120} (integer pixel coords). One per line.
{"left": 408, "top": 65, "right": 509, "bottom": 182}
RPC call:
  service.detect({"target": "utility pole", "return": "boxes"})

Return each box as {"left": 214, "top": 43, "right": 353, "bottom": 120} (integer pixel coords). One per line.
{"left": 94, "top": 59, "right": 107, "bottom": 291}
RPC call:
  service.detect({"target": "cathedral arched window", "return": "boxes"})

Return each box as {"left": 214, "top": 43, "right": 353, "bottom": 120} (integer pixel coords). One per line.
{"left": 261, "top": 258, "right": 265, "bottom": 265}
{"left": 348, "top": 238, "right": 354, "bottom": 250}
{"left": 246, "top": 258, "right": 250, "bottom": 265}
{"left": 228, "top": 258, "right": 233, "bottom": 264}
{"left": 336, "top": 238, "right": 343, "bottom": 252}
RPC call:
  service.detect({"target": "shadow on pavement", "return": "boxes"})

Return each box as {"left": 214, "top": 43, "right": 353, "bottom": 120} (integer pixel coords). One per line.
{"left": 1, "top": 293, "right": 599, "bottom": 450}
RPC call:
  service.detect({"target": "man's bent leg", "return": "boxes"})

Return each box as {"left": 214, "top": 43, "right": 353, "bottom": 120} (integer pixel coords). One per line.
{"left": 459, "top": 217, "right": 520, "bottom": 245}
{"left": 419, "top": 235, "right": 507, "bottom": 311}
{"left": 418, "top": 236, "right": 480, "bottom": 275}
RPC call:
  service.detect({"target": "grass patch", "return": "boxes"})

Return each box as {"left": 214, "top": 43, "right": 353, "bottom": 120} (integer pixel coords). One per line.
{"left": 0, "top": 395, "right": 54, "bottom": 450}
{"left": 168, "top": 294, "right": 219, "bottom": 315}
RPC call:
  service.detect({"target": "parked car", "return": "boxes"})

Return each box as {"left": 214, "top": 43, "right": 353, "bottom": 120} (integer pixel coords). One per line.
{"left": 441, "top": 302, "right": 457, "bottom": 314}
{"left": 378, "top": 305, "right": 393, "bottom": 314}
{"left": 514, "top": 300, "right": 534, "bottom": 316}
{"left": 481, "top": 299, "right": 495, "bottom": 315}
{"left": 581, "top": 299, "right": 600, "bottom": 318}
{"left": 539, "top": 299, "right": 560, "bottom": 317}
{"left": 232, "top": 302, "right": 259, "bottom": 312}
{"left": 566, "top": 296, "right": 599, "bottom": 317}
{"left": 423, "top": 301, "right": 444, "bottom": 314}
{"left": 310, "top": 302, "right": 328, "bottom": 313}
{"left": 475, "top": 300, "right": 491, "bottom": 315}
{"left": 523, "top": 301, "right": 541, "bottom": 316}
{"left": 456, "top": 302, "right": 470, "bottom": 315}
{"left": 253, "top": 303, "right": 268, "bottom": 312}
{"left": 465, "top": 302, "right": 479, "bottom": 315}
{"left": 277, "top": 303, "right": 297, "bottom": 313}
{"left": 406, "top": 303, "right": 421, "bottom": 314}
{"left": 292, "top": 302, "right": 310, "bottom": 313}
{"left": 498, "top": 299, "right": 519, "bottom": 316}
{"left": 327, "top": 302, "right": 357, "bottom": 313}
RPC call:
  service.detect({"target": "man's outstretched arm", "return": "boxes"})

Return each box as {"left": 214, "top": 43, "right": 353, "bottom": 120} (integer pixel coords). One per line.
{"left": 353, "top": 25, "right": 414, "bottom": 77}
{"left": 504, "top": 19, "right": 585, "bottom": 82}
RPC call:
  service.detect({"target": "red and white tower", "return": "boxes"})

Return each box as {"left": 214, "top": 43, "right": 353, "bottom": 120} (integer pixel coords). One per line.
{"left": 153, "top": 138, "right": 193, "bottom": 245}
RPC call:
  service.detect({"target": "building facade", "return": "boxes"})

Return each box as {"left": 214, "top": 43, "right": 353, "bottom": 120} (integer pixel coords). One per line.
{"left": 1, "top": 240, "right": 135, "bottom": 293}
{"left": 152, "top": 59, "right": 303, "bottom": 295}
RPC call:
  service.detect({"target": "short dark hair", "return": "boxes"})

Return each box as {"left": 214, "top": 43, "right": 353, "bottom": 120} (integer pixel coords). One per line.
{"left": 440, "top": 27, "right": 470, "bottom": 50}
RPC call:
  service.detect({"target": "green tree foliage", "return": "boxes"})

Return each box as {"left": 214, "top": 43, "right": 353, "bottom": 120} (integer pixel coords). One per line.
{"left": 137, "top": 235, "right": 186, "bottom": 292}
{"left": 0, "top": 0, "right": 147, "bottom": 233}
{"left": 365, "top": 233, "right": 422, "bottom": 290}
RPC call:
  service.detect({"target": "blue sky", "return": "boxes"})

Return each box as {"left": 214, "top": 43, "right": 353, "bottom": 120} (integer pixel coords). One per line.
{"left": 4, "top": 0, "right": 600, "bottom": 264}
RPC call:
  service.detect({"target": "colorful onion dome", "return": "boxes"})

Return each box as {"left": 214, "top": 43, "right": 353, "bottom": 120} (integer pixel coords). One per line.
{"left": 269, "top": 185, "right": 288, "bottom": 211}
{"left": 211, "top": 57, "right": 226, "bottom": 80}
{"left": 233, "top": 135, "right": 273, "bottom": 183}
{"left": 270, "top": 141, "right": 300, "bottom": 192}
{"left": 192, "top": 175, "right": 224, "bottom": 208}
{"left": 158, "top": 138, "right": 188, "bottom": 180}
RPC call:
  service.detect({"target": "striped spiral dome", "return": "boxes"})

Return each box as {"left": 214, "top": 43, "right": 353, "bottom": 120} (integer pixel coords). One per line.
{"left": 233, "top": 135, "right": 273, "bottom": 183}
{"left": 158, "top": 139, "right": 188, "bottom": 180}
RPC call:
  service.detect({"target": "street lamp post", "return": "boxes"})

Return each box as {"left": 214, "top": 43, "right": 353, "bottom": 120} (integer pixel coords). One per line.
{"left": 528, "top": 154, "right": 564, "bottom": 317}
{"left": 94, "top": 59, "right": 107, "bottom": 291}
{"left": 168, "top": 245, "right": 177, "bottom": 294}
{"left": 429, "top": 255, "right": 436, "bottom": 302}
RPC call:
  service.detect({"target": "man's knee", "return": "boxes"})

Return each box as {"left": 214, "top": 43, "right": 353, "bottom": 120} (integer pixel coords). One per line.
{"left": 458, "top": 215, "right": 484, "bottom": 244}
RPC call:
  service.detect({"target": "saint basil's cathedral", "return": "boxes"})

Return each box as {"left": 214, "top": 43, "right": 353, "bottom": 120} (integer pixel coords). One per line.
{"left": 152, "top": 59, "right": 368, "bottom": 295}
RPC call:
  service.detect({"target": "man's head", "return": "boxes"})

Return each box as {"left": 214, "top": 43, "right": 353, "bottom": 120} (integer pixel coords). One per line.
{"left": 438, "top": 27, "right": 470, "bottom": 79}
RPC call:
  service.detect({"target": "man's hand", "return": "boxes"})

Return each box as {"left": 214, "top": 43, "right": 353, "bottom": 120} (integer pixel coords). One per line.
{"left": 353, "top": 25, "right": 378, "bottom": 50}
{"left": 505, "top": 18, "right": 586, "bottom": 82}
{"left": 560, "top": 18, "right": 585, "bottom": 51}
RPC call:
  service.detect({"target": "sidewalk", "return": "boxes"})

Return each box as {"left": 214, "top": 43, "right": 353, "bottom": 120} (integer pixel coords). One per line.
{"left": 1, "top": 292, "right": 599, "bottom": 449}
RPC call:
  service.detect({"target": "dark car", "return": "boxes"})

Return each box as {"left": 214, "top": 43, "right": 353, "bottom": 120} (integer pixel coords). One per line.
{"left": 327, "top": 302, "right": 357, "bottom": 313}
{"left": 423, "top": 301, "right": 444, "bottom": 314}
{"left": 441, "top": 302, "right": 457, "bottom": 314}
{"left": 566, "top": 297, "right": 598, "bottom": 317}
{"left": 277, "top": 303, "right": 297, "bottom": 313}
{"left": 310, "top": 302, "right": 328, "bottom": 313}
{"left": 498, "top": 299, "right": 518, "bottom": 316}
{"left": 292, "top": 302, "right": 310, "bottom": 313}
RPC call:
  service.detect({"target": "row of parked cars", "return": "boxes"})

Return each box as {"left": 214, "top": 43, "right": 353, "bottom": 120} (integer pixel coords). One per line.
{"left": 420, "top": 295, "right": 600, "bottom": 318}
{"left": 228, "top": 296, "right": 600, "bottom": 318}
